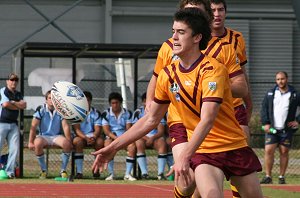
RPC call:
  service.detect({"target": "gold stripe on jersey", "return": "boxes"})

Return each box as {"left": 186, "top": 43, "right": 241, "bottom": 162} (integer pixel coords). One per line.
{"left": 154, "top": 54, "right": 247, "bottom": 153}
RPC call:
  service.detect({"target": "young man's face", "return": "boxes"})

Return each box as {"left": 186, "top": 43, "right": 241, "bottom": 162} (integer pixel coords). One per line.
{"left": 211, "top": 3, "right": 226, "bottom": 30}
{"left": 276, "top": 73, "right": 288, "bottom": 89}
{"left": 172, "top": 21, "right": 198, "bottom": 57}
{"left": 46, "top": 94, "right": 54, "bottom": 110}
{"left": 110, "top": 99, "right": 122, "bottom": 113}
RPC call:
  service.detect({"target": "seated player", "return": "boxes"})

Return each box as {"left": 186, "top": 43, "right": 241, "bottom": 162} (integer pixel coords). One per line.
{"left": 72, "top": 91, "right": 104, "bottom": 179}
{"left": 102, "top": 92, "right": 136, "bottom": 181}
{"left": 133, "top": 92, "right": 168, "bottom": 180}
{"left": 28, "top": 90, "right": 72, "bottom": 179}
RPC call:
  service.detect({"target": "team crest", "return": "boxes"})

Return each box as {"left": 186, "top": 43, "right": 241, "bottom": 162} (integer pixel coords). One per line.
{"left": 170, "top": 82, "right": 180, "bottom": 93}
{"left": 172, "top": 54, "right": 180, "bottom": 61}
{"left": 208, "top": 82, "right": 217, "bottom": 91}
{"left": 67, "top": 85, "right": 85, "bottom": 100}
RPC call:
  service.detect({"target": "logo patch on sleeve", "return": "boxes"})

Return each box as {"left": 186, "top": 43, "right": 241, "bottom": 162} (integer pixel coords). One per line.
{"left": 208, "top": 82, "right": 217, "bottom": 91}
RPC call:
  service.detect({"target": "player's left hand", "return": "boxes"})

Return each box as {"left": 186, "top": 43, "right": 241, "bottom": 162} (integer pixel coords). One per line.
{"left": 91, "top": 146, "right": 117, "bottom": 173}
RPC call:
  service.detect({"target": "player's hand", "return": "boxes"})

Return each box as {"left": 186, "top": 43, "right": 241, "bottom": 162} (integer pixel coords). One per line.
{"left": 87, "top": 137, "right": 95, "bottom": 145}
{"left": 173, "top": 154, "right": 192, "bottom": 188}
{"left": 28, "top": 142, "right": 35, "bottom": 151}
{"left": 263, "top": 124, "right": 271, "bottom": 133}
{"left": 91, "top": 146, "right": 117, "bottom": 173}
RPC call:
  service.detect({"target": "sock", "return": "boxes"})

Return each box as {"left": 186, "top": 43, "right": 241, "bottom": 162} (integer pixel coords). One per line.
{"left": 174, "top": 186, "right": 193, "bottom": 198}
{"left": 231, "top": 183, "right": 241, "bottom": 198}
{"left": 157, "top": 154, "right": 167, "bottom": 175}
{"left": 108, "top": 159, "right": 114, "bottom": 175}
{"left": 136, "top": 153, "right": 148, "bottom": 175}
{"left": 74, "top": 153, "right": 84, "bottom": 174}
{"left": 125, "top": 157, "right": 135, "bottom": 176}
{"left": 37, "top": 154, "right": 47, "bottom": 171}
{"left": 167, "top": 152, "right": 174, "bottom": 169}
{"left": 279, "top": 175, "right": 284, "bottom": 178}
{"left": 61, "top": 152, "right": 71, "bottom": 171}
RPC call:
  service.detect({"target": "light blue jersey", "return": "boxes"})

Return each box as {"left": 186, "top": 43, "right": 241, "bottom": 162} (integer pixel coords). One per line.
{"left": 33, "top": 104, "right": 63, "bottom": 136}
{"left": 101, "top": 107, "right": 132, "bottom": 137}
{"left": 80, "top": 107, "right": 102, "bottom": 135}
{"left": 132, "top": 106, "right": 166, "bottom": 137}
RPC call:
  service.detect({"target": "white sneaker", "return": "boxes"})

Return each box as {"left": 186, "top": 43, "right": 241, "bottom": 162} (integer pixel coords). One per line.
{"left": 124, "top": 174, "right": 137, "bottom": 181}
{"left": 105, "top": 174, "right": 114, "bottom": 181}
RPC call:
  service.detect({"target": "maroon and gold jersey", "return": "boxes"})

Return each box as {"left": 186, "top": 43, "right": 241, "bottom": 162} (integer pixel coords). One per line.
{"left": 154, "top": 54, "right": 247, "bottom": 153}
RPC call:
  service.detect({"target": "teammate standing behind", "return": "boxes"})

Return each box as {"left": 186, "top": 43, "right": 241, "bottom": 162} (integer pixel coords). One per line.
{"left": 133, "top": 92, "right": 167, "bottom": 180}
{"left": 92, "top": 8, "right": 263, "bottom": 198}
{"left": 72, "top": 91, "right": 104, "bottom": 179}
{"left": 28, "top": 90, "right": 72, "bottom": 179}
{"left": 102, "top": 92, "right": 136, "bottom": 181}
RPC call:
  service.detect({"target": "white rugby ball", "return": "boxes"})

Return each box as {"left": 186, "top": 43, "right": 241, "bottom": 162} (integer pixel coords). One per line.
{"left": 51, "top": 81, "right": 88, "bottom": 124}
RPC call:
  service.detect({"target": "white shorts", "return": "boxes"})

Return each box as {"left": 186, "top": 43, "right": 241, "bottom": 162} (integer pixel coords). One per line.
{"left": 37, "top": 135, "right": 64, "bottom": 146}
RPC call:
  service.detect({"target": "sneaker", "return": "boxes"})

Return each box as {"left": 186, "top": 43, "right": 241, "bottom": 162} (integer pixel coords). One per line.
{"left": 278, "top": 177, "right": 286, "bottom": 184}
{"left": 105, "top": 174, "right": 114, "bottom": 181}
{"left": 141, "top": 173, "right": 149, "bottom": 180}
{"left": 93, "top": 171, "right": 100, "bottom": 179}
{"left": 124, "top": 174, "right": 137, "bottom": 181}
{"left": 60, "top": 171, "right": 68, "bottom": 178}
{"left": 75, "top": 173, "right": 83, "bottom": 179}
{"left": 7, "top": 174, "right": 15, "bottom": 179}
{"left": 260, "top": 176, "right": 272, "bottom": 184}
{"left": 39, "top": 171, "right": 47, "bottom": 179}
{"left": 157, "top": 173, "right": 167, "bottom": 180}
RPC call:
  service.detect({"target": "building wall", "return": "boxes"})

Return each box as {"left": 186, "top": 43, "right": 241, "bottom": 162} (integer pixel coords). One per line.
{"left": 0, "top": 0, "right": 299, "bottom": 113}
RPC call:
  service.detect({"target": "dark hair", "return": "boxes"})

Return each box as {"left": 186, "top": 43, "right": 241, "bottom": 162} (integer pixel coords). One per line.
{"left": 45, "top": 90, "right": 51, "bottom": 100}
{"left": 210, "top": 0, "right": 227, "bottom": 12}
{"left": 141, "top": 92, "right": 147, "bottom": 101}
{"left": 174, "top": 8, "right": 211, "bottom": 50}
{"left": 83, "top": 91, "right": 93, "bottom": 101}
{"left": 276, "top": 71, "right": 288, "bottom": 79}
{"left": 178, "top": 0, "right": 213, "bottom": 24}
{"left": 108, "top": 92, "right": 123, "bottom": 103}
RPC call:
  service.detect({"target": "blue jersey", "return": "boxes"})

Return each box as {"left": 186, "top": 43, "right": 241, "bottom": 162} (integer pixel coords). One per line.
{"left": 0, "top": 87, "right": 23, "bottom": 123}
{"left": 33, "top": 104, "right": 63, "bottom": 136}
{"left": 132, "top": 106, "right": 166, "bottom": 137}
{"left": 101, "top": 107, "right": 133, "bottom": 137}
{"left": 80, "top": 107, "right": 102, "bottom": 135}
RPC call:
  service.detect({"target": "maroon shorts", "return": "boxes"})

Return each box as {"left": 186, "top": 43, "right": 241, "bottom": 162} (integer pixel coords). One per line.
{"left": 234, "top": 104, "right": 248, "bottom": 126}
{"left": 190, "top": 146, "right": 262, "bottom": 181}
{"left": 169, "top": 123, "right": 188, "bottom": 148}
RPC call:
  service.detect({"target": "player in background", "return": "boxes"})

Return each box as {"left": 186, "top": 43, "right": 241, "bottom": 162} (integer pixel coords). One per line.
{"left": 147, "top": 0, "right": 248, "bottom": 197}
{"left": 210, "top": 0, "right": 252, "bottom": 196}
{"left": 101, "top": 92, "right": 136, "bottom": 181}
{"left": 28, "top": 90, "right": 72, "bottom": 179}
{"left": 92, "top": 8, "right": 263, "bottom": 198}
{"left": 133, "top": 92, "right": 168, "bottom": 180}
{"left": 72, "top": 91, "right": 104, "bottom": 179}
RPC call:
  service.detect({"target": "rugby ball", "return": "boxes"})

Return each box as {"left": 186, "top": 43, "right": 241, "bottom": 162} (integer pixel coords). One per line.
{"left": 51, "top": 81, "right": 88, "bottom": 124}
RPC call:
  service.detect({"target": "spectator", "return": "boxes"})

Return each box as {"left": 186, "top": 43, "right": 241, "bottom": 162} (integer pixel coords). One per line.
{"left": 260, "top": 71, "right": 300, "bottom": 184}
{"left": 28, "top": 90, "right": 72, "bottom": 179}
{"left": 133, "top": 92, "right": 168, "bottom": 180}
{"left": 102, "top": 92, "right": 136, "bottom": 181}
{"left": 0, "top": 73, "right": 26, "bottom": 178}
{"left": 72, "top": 91, "right": 104, "bottom": 179}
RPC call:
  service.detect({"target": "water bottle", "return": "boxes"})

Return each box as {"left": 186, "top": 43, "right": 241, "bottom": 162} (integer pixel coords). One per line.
{"left": 261, "top": 126, "right": 277, "bottom": 134}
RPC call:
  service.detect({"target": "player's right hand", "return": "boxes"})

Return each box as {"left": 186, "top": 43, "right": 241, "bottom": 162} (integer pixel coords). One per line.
{"left": 91, "top": 146, "right": 117, "bottom": 173}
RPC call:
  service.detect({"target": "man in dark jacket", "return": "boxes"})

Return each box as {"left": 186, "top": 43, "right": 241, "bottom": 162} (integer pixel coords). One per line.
{"left": 260, "top": 71, "right": 300, "bottom": 184}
